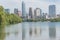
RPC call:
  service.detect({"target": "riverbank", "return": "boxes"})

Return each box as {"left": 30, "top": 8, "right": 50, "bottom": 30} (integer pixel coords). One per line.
{"left": 0, "top": 6, "right": 22, "bottom": 26}
{"left": 23, "top": 18, "right": 60, "bottom": 22}
{"left": 0, "top": 6, "right": 22, "bottom": 40}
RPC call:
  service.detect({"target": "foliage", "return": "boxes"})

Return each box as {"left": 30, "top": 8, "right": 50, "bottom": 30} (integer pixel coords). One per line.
{"left": 0, "top": 5, "right": 22, "bottom": 40}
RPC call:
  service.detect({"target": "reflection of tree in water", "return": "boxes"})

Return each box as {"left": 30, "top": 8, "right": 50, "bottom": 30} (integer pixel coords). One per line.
{"left": 29, "top": 27, "right": 32, "bottom": 36}
{"left": 0, "top": 25, "right": 5, "bottom": 40}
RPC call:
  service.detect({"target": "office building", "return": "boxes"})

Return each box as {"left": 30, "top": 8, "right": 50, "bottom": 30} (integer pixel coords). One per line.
{"left": 29, "top": 7, "right": 33, "bottom": 19}
{"left": 34, "top": 8, "right": 42, "bottom": 19}
{"left": 49, "top": 5, "right": 56, "bottom": 18}
{"left": 14, "top": 8, "right": 18, "bottom": 14}
{"left": 5, "top": 9, "right": 10, "bottom": 13}
{"left": 22, "top": 1, "right": 26, "bottom": 18}
{"left": 18, "top": 11, "right": 22, "bottom": 17}
{"left": 42, "top": 13, "right": 47, "bottom": 19}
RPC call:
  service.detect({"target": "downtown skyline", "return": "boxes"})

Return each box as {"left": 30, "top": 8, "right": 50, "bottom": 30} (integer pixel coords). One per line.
{"left": 0, "top": 0, "right": 60, "bottom": 14}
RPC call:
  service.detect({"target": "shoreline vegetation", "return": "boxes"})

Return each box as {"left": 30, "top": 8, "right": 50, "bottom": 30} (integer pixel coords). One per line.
{"left": 23, "top": 18, "right": 60, "bottom": 22}
{"left": 0, "top": 6, "right": 22, "bottom": 26}
{"left": 0, "top": 6, "right": 22, "bottom": 40}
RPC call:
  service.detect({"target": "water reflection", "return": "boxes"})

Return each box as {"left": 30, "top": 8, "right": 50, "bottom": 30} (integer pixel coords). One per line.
{"left": 0, "top": 25, "right": 5, "bottom": 40}
{"left": 29, "top": 27, "right": 32, "bottom": 36}
{"left": 4, "top": 22, "right": 60, "bottom": 40}
{"left": 49, "top": 22, "right": 56, "bottom": 39}
{"left": 34, "top": 28, "right": 37, "bottom": 35}
{"left": 22, "top": 22, "right": 26, "bottom": 40}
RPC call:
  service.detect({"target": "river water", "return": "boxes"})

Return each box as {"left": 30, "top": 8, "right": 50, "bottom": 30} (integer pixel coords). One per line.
{"left": 4, "top": 22, "right": 60, "bottom": 40}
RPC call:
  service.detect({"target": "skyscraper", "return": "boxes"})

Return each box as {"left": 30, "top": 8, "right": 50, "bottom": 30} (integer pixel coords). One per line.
{"left": 29, "top": 7, "right": 33, "bottom": 19}
{"left": 49, "top": 5, "right": 56, "bottom": 18}
{"left": 22, "top": 1, "right": 26, "bottom": 18}
{"left": 5, "top": 9, "right": 10, "bottom": 13}
{"left": 34, "top": 9, "right": 36, "bottom": 19}
{"left": 14, "top": 8, "right": 18, "bottom": 14}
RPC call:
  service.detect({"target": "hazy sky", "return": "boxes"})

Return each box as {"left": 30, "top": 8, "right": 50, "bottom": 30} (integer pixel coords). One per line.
{"left": 0, "top": 0, "right": 60, "bottom": 14}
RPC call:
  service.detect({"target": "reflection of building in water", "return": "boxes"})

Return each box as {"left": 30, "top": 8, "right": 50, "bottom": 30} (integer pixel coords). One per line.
{"left": 36, "top": 27, "right": 41, "bottom": 35}
{"left": 34, "top": 28, "right": 37, "bottom": 35}
{"left": 29, "top": 23, "right": 42, "bottom": 37}
{"left": 22, "top": 23, "right": 26, "bottom": 40}
{"left": 34, "top": 23, "right": 42, "bottom": 36}
{"left": 29, "top": 27, "right": 32, "bottom": 36}
{"left": 49, "top": 22, "right": 56, "bottom": 39}
{"left": 40, "top": 28, "right": 42, "bottom": 35}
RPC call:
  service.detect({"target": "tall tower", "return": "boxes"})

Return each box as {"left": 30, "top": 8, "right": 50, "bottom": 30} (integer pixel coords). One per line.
{"left": 49, "top": 5, "right": 56, "bottom": 18}
{"left": 22, "top": 1, "right": 26, "bottom": 18}
{"left": 29, "top": 7, "right": 33, "bottom": 19}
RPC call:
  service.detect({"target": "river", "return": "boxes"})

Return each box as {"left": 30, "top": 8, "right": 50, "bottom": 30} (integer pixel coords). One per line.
{"left": 3, "top": 22, "right": 60, "bottom": 40}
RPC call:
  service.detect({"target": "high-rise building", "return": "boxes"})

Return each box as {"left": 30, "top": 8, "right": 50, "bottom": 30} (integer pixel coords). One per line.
{"left": 29, "top": 7, "right": 33, "bottom": 19}
{"left": 22, "top": 1, "right": 26, "bottom": 18}
{"left": 14, "top": 8, "right": 18, "bottom": 14}
{"left": 34, "top": 8, "right": 42, "bottom": 19}
{"left": 34, "top": 9, "right": 36, "bottom": 19}
{"left": 5, "top": 9, "right": 10, "bottom": 13}
{"left": 49, "top": 5, "right": 56, "bottom": 18}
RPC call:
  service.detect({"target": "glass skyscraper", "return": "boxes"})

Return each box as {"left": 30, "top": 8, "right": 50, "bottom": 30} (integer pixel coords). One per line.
{"left": 49, "top": 5, "right": 56, "bottom": 18}
{"left": 22, "top": 1, "right": 26, "bottom": 18}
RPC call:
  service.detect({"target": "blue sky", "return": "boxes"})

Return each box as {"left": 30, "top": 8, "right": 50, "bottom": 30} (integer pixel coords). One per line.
{"left": 0, "top": 0, "right": 60, "bottom": 14}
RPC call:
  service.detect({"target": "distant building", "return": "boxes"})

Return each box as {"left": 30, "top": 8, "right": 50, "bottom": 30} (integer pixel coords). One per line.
{"left": 56, "top": 14, "right": 60, "bottom": 18}
{"left": 14, "top": 8, "right": 18, "bottom": 14}
{"left": 5, "top": 9, "right": 10, "bottom": 13}
{"left": 29, "top": 7, "right": 33, "bottom": 19}
{"left": 18, "top": 11, "right": 22, "bottom": 17}
{"left": 42, "top": 13, "right": 47, "bottom": 19}
{"left": 34, "top": 8, "right": 42, "bottom": 19}
{"left": 49, "top": 5, "right": 56, "bottom": 19}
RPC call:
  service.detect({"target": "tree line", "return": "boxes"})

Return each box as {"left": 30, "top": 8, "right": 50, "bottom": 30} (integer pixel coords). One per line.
{"left": 0, "top": 6, "right": 22, "bottom": 26}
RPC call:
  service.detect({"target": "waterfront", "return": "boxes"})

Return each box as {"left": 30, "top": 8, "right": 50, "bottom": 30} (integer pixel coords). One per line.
{"left": 3, "top": 22, "right": 60, "bottom": 40}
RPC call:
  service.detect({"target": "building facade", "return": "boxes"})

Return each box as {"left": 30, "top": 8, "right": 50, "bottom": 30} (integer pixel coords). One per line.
{"left": 22, "top": 1, "right": 26, "bottom": 18}
{"left": 29, "top": 7, "right": 33, "bottom": 19}
{"left": 14, "top": 8, "right": 18, "bottom": 14}
{"left": 5, "top": 9, "right": 10, "bottom": 13}
{"left": 34, "top": 8, "right": 42, "bottom": 19}
{"left": 49, "top": 5, "right": 56, "bottom": 19}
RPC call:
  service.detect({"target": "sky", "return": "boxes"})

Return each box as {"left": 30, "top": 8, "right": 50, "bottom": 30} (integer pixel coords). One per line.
{"left": 0, "top": 0, "right": 60, "bottom": 14}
